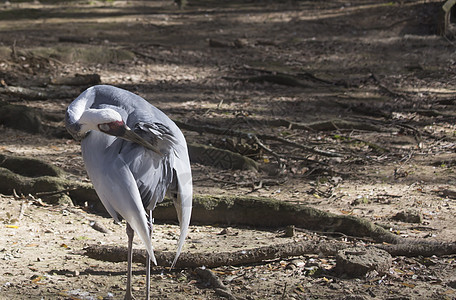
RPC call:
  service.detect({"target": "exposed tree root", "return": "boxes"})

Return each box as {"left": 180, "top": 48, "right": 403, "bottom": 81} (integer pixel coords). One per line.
{"left": 154, "top": 195, "right": 403, "bottom": 244}
{"left": 375, "top": 241, "right": 456, "bottom": 257}
{"left": 0, "top": 100, "right": 72, "bottom": 137}
{"left": 0, "top": 100, "right": 44, "bottom": 133}
{"left": 0, "top": 154, "right": 62, "bottom": 177}
{"left": 0, "top": 154, "right": 101, "bottom": 208}
{"left": 0, "top": 155, "right": 403, "bottom": 245}
{"left": 2, "top": 155, "right": 454, "bottom": 265}
{"left": 1, "top": 86, "right": 50, "bottom": 100}
{"left": 84, "top": 239, "right": 347, "bottom": 268}
{"left": 0, "top": 166, "right": 100, "bottom": 206}
{"left": 84, "top": 239, "right": 456, "bottom": 269}
{"left": 188, "top": 143, "right": 258, "bottom": 171}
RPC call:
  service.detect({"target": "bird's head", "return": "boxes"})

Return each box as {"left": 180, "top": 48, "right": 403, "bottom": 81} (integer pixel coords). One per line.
{"left": 67, "top": 108, "right": 162, "bottom": 155}
{"left": 78, "top": 108, "right": 125, "bottom": 136}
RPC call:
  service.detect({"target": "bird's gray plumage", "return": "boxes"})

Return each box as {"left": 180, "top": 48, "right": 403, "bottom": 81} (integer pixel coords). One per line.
{"left": 65, "top": 85, "right": 192, "bottom": 273}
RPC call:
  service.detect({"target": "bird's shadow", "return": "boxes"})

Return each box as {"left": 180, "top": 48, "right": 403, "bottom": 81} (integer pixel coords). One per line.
{"left": 49, "top": 267, "right": 168, "bottom": 277}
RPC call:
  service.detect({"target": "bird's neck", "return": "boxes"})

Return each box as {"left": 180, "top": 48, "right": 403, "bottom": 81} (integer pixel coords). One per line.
{"left": 66, "top": 87, "right": 96, "bottom": 125}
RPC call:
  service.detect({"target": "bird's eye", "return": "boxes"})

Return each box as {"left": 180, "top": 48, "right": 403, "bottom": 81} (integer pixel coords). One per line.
{"left": 99, "top": 123, "right": 110, "bottom": 132}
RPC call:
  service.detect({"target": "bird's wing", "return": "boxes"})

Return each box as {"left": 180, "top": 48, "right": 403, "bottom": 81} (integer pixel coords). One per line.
{"left": 82, "top": 131, "right": 157, "bottom": 263}
{"left": 127, "top": 119, "right": 192, "bottom": 267}
{"left": 119, "top": 138, "right": 174, "bottom": 212}
{"left": 123, "top": 121, "right": 176, "bottom": 210}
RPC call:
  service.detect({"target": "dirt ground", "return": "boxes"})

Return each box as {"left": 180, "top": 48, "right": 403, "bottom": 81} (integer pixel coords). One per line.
{"left": 0, "top": 0, "right": 456, "bottom": 299}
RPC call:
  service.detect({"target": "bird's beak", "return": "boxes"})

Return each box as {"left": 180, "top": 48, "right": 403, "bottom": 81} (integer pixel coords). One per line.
{"left": 122, "top": 128, "right": 163, "bottom": 156}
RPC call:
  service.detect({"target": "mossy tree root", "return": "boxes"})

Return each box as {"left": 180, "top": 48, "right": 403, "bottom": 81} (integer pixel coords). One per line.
{"left": 0, "top": 154, "right": 100, "bottom": 207}
{"left": 154, "top": 195, "right": 403, "bottom": 244}
{"left": 2, "top": 154, "right": 454, "bottom": 266}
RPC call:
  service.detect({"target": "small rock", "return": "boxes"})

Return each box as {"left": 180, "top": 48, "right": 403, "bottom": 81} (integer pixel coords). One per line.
{"left": 328, "top": 282, "right": 342, "bottom": 290}
{"left": 448, "top": 280, "right": 456, "bottom": 288}
{"left": 335, "top": 247, "right": 392, "bottom": 277}
{"left": 217, "top": 228, "right": 230, "bottom": 235}
{"left": 391, "top": 209, "right": 422, "bottom": 223}
{"left": 234, "top": 38, "right": 249, "bottom": 48}
{"left": 285, "top": 259, "right": 304, "bottom": 270}
{"left": 208, "top": 39, "right": 233, "bottom": 48}
{"left": 57, "top": 194, "right": 74, "bottom": 206}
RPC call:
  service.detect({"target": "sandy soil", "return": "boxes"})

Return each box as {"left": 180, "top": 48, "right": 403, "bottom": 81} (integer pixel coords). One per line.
{"left": 0, "top": 0, "right": 455, "bottom": 299}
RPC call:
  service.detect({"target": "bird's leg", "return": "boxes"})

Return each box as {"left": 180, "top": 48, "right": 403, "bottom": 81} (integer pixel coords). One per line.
{"left": 146, "top": 210, "right": 153, "bottom": 300}
{"left": 125, "top": 223, "right": 136, "bottom": 300}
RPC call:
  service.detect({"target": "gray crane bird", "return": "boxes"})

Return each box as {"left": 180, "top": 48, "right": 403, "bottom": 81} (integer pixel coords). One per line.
{"left": 65, "top": 85, "right": 192, "bottom": 300}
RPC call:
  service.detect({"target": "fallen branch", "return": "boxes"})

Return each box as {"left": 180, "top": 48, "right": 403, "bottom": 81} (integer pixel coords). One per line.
{"left": 84, "top": 239, "right": 348, "bottom": 268}
{"left": 0, "top": 85, "right": 75, "bottom": 100}
{"left": 246, "top": 74, "right": 311, "bottom": 88}
{"left": 1, "top": 86, "right": 49, "bottom": 100}
{"left": 174, "top": 121, "right": 344, "bottom": 158}
{"left": 50, "top": 74, "right": 101, "bottom": 86}
{"left": 84, "top": 239, "right": 456, "bottom": 268}
{"left": 375, "top": 241, "right": 456, "bottom": 257}
{"left": 435, "top": 188, "right": 456, "bottom": 199}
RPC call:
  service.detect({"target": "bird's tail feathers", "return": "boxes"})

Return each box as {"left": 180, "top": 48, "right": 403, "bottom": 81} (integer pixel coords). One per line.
{"left": 171, "top": 173, "right": 192, "bottom": 268}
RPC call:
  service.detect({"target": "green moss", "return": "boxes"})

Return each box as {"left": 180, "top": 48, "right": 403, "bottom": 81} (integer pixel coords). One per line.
{"left": 188, "top": 143, "right": 259, "bottom": 171}
{"left": 0, "top": 154, "right": 62, "bottom": 178}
